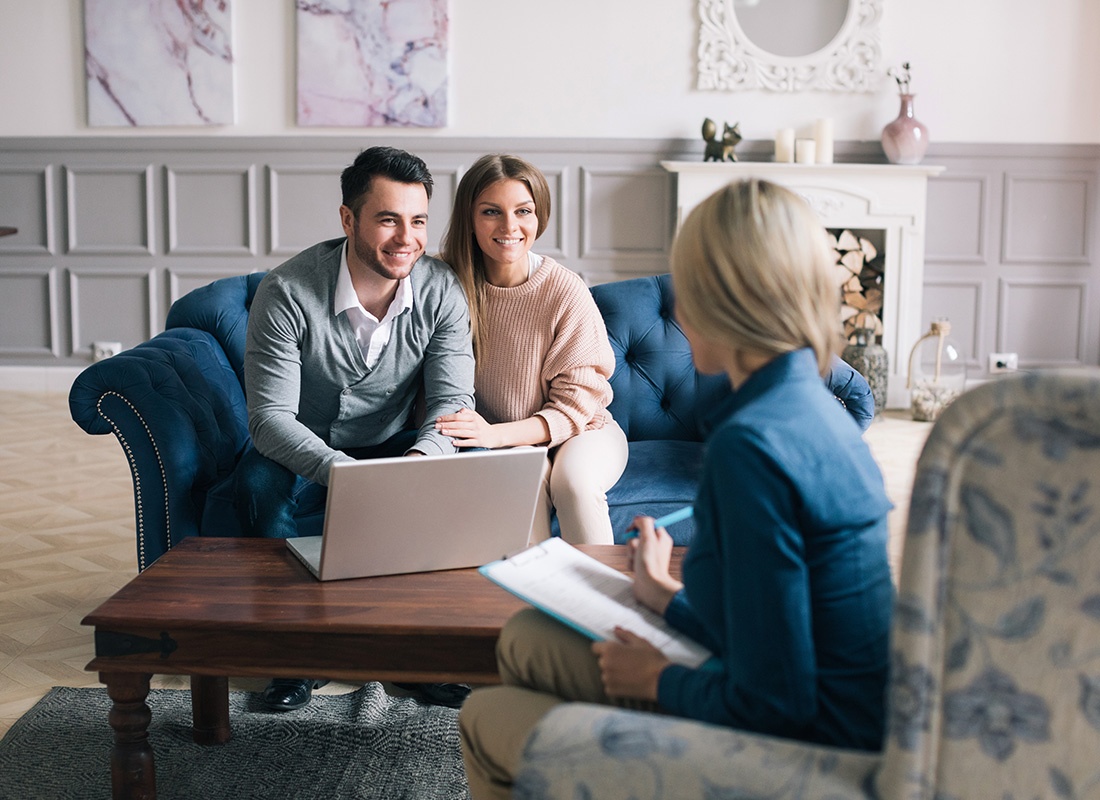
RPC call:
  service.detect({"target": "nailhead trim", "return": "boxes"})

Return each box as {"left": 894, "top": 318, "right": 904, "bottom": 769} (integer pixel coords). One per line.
{"left": 96, "top": 391, "right": 171, "bottom": 572}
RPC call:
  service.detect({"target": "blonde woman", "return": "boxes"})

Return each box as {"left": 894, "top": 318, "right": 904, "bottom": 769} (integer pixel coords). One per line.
{"left": 436, "top": 154, "right": 628, "bottom": 545}
{"left": 458, "top": 179, "right": 894, "bottom": 799}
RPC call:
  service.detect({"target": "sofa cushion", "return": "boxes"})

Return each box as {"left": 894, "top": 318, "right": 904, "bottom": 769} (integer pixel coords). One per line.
{"left": 605, "top": 439, "right": 704, "bottom": 545}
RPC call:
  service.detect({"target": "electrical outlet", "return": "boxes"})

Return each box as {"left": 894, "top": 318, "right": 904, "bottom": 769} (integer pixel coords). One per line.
{"left": 989, "top": 352, "right": 1018, "bottom": 373}
{"left": 92, "top": 341, "right": 123, "bottom": 362}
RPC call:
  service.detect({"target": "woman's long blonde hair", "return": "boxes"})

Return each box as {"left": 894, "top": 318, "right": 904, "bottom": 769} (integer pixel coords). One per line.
{"left": 439, "top": 154, "right": 551, "bottom": 358}
{"left": 671, "top": 179, "right": 840, "bottom": 376}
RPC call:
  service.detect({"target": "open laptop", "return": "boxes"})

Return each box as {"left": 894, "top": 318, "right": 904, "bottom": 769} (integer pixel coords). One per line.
{"left": 286, "top": 447, "right": 548, "bottom": 581}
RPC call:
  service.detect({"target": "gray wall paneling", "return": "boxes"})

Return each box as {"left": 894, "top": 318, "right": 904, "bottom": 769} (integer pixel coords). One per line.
{"left": 166, "top": 164, "right": 257, "bottom": 256}
{"left": 924, "top": 144, "right": 1100, "bottom": 376}
{"left": 0, "top": 164, "right": 55, "bottom": 255}
{"left": 1, "top": 137, "right": 1098, "bottom": 378}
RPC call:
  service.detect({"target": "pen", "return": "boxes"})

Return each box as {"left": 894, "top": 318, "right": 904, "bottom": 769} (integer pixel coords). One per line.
{"left": 622, "top": 506, "right": 694, "bottom": 541}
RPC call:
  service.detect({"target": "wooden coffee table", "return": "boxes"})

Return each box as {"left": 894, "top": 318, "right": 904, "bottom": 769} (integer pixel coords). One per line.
{"left": 82, "top": 537, "right": 682, "bottom": 800}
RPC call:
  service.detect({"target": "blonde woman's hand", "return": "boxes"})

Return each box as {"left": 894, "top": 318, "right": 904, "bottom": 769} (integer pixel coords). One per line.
{"left": 591, "top": 627, "right": 669, "bottom": 701}
{"left": 628, "top": 516, "right": 683, "bottom": 614}
{"left": 435, "top": 408, "right": 502, "bottom": 449}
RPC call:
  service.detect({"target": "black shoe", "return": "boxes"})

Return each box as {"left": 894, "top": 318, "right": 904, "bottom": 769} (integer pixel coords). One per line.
{"left": 392, "top": 682, "right": 471, "bottom": 709}
{"left": 261, "top": 678, "right": 328, "bottom": 712}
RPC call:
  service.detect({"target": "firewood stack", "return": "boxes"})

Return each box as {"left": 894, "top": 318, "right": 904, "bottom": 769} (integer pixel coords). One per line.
{"left": 830, "top": 229, "right": 885, "bottom": 342}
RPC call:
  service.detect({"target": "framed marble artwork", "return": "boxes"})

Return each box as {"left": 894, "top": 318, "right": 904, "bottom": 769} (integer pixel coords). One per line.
{"left": 296, "top": 0, "right": 449, "bottom": 127}
{"left": 84, "top": 0, "right": 236, "bottom": 126}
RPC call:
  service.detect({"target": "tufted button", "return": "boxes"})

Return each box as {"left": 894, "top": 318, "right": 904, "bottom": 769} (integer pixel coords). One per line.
{"left": 659, "top": 306, "right": 670, "bottom": 320}
{"left": 660, "top": 397, "right": 671, "bottom": 411}
{"left": 342, "top": 388, "right": 351, "bottom": 396}
{"left": 624, "top": 349, "right": 635, "bottom": 365}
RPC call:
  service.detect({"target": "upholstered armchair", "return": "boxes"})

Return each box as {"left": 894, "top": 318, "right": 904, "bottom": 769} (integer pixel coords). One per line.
{"left": 514, "top": 372, "right": 1100, "bottom": 799}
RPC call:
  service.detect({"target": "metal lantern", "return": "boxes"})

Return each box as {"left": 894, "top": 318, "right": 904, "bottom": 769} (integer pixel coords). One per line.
{"left": 906, "top": 319, "right": 966, "bottom": 421}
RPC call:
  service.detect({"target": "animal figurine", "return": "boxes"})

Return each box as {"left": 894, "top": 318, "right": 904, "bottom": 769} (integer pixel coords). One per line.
{"left": 702, "top": 118, "right": 742, "bottom": 162}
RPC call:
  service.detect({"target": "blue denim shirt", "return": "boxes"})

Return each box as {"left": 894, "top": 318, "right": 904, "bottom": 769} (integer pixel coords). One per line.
{"left": 659, "top": 348, "right": 894, "bottom": 751}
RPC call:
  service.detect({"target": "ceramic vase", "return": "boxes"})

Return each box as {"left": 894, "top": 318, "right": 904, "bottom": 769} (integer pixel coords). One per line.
{"left": 881, "top": 94, "right": 929, "bottom": 165}
{"left": 842, "top": 328, "right": 888, "bottom": 417}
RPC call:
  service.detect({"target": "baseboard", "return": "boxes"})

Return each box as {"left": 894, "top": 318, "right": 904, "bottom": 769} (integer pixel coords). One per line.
{"left": 0, "top": 366, "right": 83, "bottom": 393}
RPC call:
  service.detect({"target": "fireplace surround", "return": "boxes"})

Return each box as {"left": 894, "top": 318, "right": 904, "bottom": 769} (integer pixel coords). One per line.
{"left": 661, "top": 160, "right": 945, "bottom": 408}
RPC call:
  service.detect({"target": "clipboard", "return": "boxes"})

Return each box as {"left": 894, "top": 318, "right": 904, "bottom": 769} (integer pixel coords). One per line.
{"left": 480, "top": 537, "right": 713, "bottom": 669}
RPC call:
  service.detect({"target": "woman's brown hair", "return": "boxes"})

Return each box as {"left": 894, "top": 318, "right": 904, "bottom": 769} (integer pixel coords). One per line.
{"left": 439, "top": 154, "right": 551, "bottom": 358}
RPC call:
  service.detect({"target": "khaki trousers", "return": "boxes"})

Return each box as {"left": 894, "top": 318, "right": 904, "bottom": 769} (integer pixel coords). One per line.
{"left": 459, "top": 608, "right": 658, "bottom": 800}
{"left": 529, "top": 420, "right": 629, "bottom": 546}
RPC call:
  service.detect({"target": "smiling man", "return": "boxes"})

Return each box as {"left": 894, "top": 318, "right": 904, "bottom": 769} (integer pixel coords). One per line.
{"left": 235, "top": 146, "right": 475, "bottom": 710}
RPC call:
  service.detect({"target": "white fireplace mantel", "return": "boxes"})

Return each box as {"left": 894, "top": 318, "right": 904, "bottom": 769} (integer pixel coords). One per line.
{"left": 660, "top": 160, "right": 946, "bottom": 409}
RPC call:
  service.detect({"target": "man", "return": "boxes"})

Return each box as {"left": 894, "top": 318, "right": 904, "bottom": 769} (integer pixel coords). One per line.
{"left": 236, "top": 146, "right": 475, "bottom": 711}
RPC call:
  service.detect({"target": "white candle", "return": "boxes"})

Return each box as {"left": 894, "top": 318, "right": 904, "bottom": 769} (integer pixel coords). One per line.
{"left": 795, "top": 138, "right": 816, "bottom": 164}
{"left": 814, "top": 118, "right": 834, "bottom": 164}
{"left": 775, "top": 128, "right": 795, "bottom": 163}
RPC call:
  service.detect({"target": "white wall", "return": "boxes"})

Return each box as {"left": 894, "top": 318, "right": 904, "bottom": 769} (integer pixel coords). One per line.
{"left": 0, "top": 0, "right": 1098, "bottom": 144}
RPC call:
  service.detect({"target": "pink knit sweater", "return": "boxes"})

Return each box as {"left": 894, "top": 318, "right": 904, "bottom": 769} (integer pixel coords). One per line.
{"left": 476, "top": 256, "right": 616, "bottom": 448}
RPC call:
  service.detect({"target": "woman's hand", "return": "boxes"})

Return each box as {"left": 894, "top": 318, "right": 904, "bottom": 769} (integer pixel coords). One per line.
{"left": 436, "top": 410, "right": 551, "bottom": 450}
{"left": 592, "top": 627, "right": 670, "bottom": 701}
{"left": 435, "top": 408, "right": 502, "bottom": 449}
{"left": 628, "top": 516, "right": 683, "bottom": 614}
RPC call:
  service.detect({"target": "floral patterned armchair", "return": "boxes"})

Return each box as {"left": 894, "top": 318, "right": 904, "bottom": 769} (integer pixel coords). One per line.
{"left": 513, "top": 372, "right": 1100, "bottom": 799}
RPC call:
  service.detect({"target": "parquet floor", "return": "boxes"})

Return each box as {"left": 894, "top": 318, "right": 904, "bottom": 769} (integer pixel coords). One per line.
{"left": 0, "top": 390, "right": 930, "bottom": 739}
{"left": 0, "top": 391, "right": 132, "bottom": 735}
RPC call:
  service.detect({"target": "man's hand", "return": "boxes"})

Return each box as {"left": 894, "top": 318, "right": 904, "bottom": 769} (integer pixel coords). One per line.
{"left": 435, "top": 408, "right": 503, "bottom": 449}
{"left": 592, "top": 627, "right": 670, "bottom": 701}
{"left": 628, "top": 516, "right": 683, "bottom": 614}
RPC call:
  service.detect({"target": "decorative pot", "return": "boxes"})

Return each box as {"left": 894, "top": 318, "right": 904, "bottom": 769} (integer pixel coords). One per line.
{"left": 881, "top": 94, "right": 929, "bottom": 165}
{"left": 842, "top": 328, "right": 888, "bottom": 417}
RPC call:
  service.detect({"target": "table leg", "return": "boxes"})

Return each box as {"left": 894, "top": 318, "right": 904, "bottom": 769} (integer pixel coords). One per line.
{"left": 191, "top": 675, "right": 231, "bottom": 745}
{"left": 101, "top": 671, "right": 156, "bottom": 800}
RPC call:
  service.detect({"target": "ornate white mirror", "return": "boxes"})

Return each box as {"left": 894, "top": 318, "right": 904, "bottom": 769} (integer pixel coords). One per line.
{"left": 697, "top": 0, "right": 883, "bottom": 92}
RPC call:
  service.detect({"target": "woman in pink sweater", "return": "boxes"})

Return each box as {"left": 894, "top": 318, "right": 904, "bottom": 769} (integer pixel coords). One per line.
{"left": 437, "top": 154, "right": 628, "bottom": 545}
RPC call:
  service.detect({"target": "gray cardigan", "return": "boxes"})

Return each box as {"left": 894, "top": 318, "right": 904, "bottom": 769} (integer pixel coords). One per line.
{"left": 244, "top": 238, "right": 475, "bottom": 485}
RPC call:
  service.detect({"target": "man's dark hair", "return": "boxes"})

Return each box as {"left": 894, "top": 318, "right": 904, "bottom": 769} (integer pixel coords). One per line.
{"left": 340, "top": 146, "right": 434, "bottom": 215}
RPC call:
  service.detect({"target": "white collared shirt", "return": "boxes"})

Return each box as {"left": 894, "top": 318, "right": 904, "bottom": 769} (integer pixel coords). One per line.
{"left": 334, "top": 242, "right": 414, "bottom": 369}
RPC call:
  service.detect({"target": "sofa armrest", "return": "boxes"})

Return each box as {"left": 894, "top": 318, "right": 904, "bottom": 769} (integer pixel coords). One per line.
{"left": 69, "top": 329, "right": 249, "bottom": 570}
{"left": 515, "top": 703, "right": 880, "bottom": 800}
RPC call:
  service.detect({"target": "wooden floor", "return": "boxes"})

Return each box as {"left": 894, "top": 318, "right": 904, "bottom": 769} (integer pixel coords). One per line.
{"left": 0, "top": 389, "right": 931, "bottom": 739}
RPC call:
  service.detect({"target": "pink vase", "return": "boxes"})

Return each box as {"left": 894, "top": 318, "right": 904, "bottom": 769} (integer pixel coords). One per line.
{"left": 881, "top": 94, "right": 929, "bottom": 165}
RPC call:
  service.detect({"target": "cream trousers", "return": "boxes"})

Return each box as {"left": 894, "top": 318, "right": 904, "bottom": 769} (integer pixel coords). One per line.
{"left": 528, "top": 419, "right": 629, "bottom": 546}
{"left": 459, "top": 608, "right": 658, "bottom": 800}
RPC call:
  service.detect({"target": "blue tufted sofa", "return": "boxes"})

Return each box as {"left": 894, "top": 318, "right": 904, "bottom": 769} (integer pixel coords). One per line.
{"left": 69, "top": 272, "right": 873, "bottom": 571}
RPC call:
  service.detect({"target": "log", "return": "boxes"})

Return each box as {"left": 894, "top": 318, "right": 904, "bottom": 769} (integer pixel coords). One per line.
{"left": 841, "top": 250, "right": 864, "bottom": 274}
{"left": 833, "top": 262, "right": 854, "bottom": 287}
{"left": 837, "top": 229, "right": 860, "bottom": 251}
{"left": 852, "top": 312, "right": 884, "bottom": 336}
{"left": 860, "top": 271, "right": 883, "bottom": 289}
{"left": 844, "top": 292, "right": 869, "bottom": 310}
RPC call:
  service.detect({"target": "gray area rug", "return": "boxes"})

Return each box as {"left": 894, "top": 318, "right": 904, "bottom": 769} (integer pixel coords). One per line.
{"left": 0, "top": 683, "right": 469, "bottom": 799}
